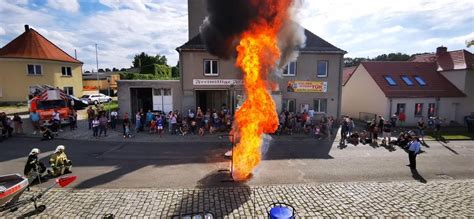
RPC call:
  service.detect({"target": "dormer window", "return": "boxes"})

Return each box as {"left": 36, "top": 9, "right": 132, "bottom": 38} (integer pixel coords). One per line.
{"left": 414, "top": 76, "right": 426, "bottom": 86}
{"left": 401, "top": 76, "right": 414, "bottom": 86}
{"left": 384, "top": 76, "right": 396, "bottom": 86}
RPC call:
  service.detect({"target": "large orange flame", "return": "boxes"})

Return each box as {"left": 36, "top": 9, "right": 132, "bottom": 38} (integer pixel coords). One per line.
{"left": 232, "top": 0, "right": 293, "bottom": 181}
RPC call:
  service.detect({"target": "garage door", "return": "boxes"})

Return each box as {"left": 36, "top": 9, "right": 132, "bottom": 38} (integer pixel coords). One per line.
{"left": 153, "top": 88, "right": 173, "bottom": 113}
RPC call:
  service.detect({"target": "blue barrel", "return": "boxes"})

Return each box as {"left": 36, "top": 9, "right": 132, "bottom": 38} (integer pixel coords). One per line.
{"left": 269, "top": 206, "right": 294, "bottom": 219}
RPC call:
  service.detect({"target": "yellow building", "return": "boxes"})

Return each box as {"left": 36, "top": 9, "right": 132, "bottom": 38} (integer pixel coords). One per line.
{"left": 82, "top": 72, "right": 120, "bottom": 94}
{"left": 0, "top": 25, "right": 83, "bottom": 103}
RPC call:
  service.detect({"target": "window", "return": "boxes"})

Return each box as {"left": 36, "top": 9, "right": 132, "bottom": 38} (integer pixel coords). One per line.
{"left": 63, "top": 87, "right": 73, "bottom": 96}
{"left": 153, "top": 89, "right": 162, "bottom": 96}
{"left": 428, "top": 103, "right": 436, "bottom": 117}
{"left": 414, "top": 76, "right": 426, "bottom": 86}
{"left": 384, "top": 76, "right": 397, "bottom": 86}
{"left": 317, "top": 61, "right": 328, "bottom": 77}
{"left": 27, "top": 64, "right": 42, "bottom": 75}
{"left": 163, "top": 88, "right": 171, "bottom": 96}
{"left": 314, "top": 99, "right": 327, "bottom": 113}
{"left": 300, "top": 103, "right": 309, "bottom": 113}
{"left": 283, "top": 62, "right": 296, "bottom": 76}
{"left": 61, "top": 67, "right": 72, "bottom": 76}
{"left": 154, "top": 88, "right": 172, "bottom": 96}
{"left": 204, "top": 60, "right": 218, "bottom": 76}
{"left": 401, "top": 76, "right": 414, "bottom": 86}
{"left": 414, "top": 103, "right": 423, "bottom": 117}
{"left": 396, "top": 103, "right": 406, "bottom": 114}
{"left": 282, "top": 99, "right": 296, "bottom": 113}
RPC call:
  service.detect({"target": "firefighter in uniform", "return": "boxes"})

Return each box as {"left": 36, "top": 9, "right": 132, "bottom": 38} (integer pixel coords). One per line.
{"left": 48, "top": 145, "right": 72, "bottom": 177}
{"left": 24, "top": 148, "right": 46, "bottom": 180}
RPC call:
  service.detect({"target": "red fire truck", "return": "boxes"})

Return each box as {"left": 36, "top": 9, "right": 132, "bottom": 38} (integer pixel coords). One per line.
{"left": 29, "top": 89, "right": 71, "bottom": 125}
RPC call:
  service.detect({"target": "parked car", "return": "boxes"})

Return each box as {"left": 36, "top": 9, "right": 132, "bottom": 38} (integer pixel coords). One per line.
{"left": 81, "top": 94, "right": 112, "bottom": 105}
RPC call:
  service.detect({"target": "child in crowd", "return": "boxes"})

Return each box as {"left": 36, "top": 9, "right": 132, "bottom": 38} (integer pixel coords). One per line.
{"left": 157, "top": 115, "right": 164, "bottom": 137}
{"left": 149, "top": 119, "right": 157, "bottom": 134}
{"left": 124, "top": 124, "right": 132, "bottom": 138}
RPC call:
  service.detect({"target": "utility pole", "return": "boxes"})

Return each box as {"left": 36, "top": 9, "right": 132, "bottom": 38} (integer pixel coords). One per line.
{"left": 96, "top": 43, "right": 100, "bottom": 92}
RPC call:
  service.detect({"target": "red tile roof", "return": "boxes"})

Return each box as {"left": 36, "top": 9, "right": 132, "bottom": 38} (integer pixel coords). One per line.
{"left": 437, "top": 50, "right": 473, "bottom": 71}
{"left": 408, "top": 53, "right": 437, "bottom": 62}
{"left": 409, "top": 50, "right": 473, "bottom": 71}
{"left": 342, "top": 66, "right": 357, "bottom": 85}
{"left": 0, "top": 28, "right": 82, "bottom": 64}
{"left": 360, "top": 61, "right": 465, "bottom": 98}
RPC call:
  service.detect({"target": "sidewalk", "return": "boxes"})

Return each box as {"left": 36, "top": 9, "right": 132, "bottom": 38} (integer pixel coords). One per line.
{"left": 2, "top": 179, "right": 472, "bottom": 218}
{"left": 8, "top": 116, "right": 472, "bottom": 143}
{"left": 13, "top": 118, "right": 328, "bottom": 143}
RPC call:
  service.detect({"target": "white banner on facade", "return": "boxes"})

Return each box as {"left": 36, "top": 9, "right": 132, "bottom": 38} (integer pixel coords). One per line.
{"left": 193, "top": 79, "right": 243, "bottom": 86}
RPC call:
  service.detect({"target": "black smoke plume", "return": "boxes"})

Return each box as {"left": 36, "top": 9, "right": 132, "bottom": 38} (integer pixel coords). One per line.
{"left": 200, "top": 0, "right": 306, "bottom": 70}
{"left": 199, "top": 0, "right": 259, "bottom": 58}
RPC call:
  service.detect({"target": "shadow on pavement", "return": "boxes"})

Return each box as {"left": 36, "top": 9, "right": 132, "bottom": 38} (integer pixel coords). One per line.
{"left": 1, "top": 134, "right": 335, "bottom": 189}
{"left": 171, "top": 171, "right": 252, "bottom": 218}
{"left": 19, "top": 208, "right": 44, "bottom": 218}
{"left": 438, "top": 141, "right": 459, "bottom": 155}
{"left": 410, "top": 168, "right": 427, "bottom": 184}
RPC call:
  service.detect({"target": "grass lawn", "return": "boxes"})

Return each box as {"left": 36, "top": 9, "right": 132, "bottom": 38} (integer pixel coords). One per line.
{"left": 103, "top": 100, "right": 119, "bottom": 111}
{"left": 425, "top": 131, "right": 474, "bottom": 140}
{"left": 0, "top": 104, "right": 29, "bottom": 115}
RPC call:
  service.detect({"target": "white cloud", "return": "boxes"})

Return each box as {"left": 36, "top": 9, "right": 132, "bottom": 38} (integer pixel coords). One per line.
{"left": 0, "top": 27, "right": 5, "bottom": 36}
{"left": 47, "top": 0, "right": 79, "bottom": 13}
{"left": 99, "top": 0, "right": 151, "bottom": 12}
{"left": 382, "top": 25, "right": 404, "bottom": 34}
{"left": 6, "top": 0, "right": 28, "bottom": 5}
{"left": 76, "top": 0, "right": 187, "bottom": 70}
{"left": 1, "top": 0, "right": 473, "bottom": 71}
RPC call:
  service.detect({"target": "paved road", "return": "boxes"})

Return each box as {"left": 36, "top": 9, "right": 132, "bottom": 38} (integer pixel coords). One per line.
{"left": 2, "top": 180, "right": 473, "bottom": 218}
{"left": 0, "top": 137, "right": 473, "bottom": 189}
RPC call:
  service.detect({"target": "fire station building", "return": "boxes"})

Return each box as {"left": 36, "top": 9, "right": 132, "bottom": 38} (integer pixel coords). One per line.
{"left": 118, "top": 0, "right": 345, "bottom": 119}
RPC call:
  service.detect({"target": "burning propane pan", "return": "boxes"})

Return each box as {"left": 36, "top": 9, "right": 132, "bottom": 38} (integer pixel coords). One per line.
{"left": 171, "top": 212, "right": 214, "bottom": 219}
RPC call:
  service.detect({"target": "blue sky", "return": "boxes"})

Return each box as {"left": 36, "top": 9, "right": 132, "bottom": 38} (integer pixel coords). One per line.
{"left": 0, "top": 0, "right": 473, "bottom": 71}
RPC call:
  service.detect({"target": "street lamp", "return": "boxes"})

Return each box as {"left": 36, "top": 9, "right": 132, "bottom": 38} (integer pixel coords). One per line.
{"left": 107, "top": 76, "right": 111, "bottom": 119}
{"left": 95, "top": 43, "right": 100, "bottom": 91}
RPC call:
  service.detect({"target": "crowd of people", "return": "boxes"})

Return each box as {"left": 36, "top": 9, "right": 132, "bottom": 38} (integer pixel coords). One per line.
{"left": 1, "top": 102, "right": 447, "bottom": 143}
{"left": 340, "top": 114, "right": 443, "bottom": 148}
{"left": 121, "top": 106, "right": 234, "bottom": 138}
{"left": 277, "top": 110, "right": 336, "bottom": 139}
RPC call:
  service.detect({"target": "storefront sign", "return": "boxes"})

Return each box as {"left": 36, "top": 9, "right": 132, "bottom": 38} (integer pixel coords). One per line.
{"left": 193, "top": 79, "right": 243, "bottom": 86}
{"left": 287, "top": 81, "right": 327, "bottom": 92}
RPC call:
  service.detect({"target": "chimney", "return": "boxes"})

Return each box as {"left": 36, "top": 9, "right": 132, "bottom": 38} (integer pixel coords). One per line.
{"left": 188, "top": 0, "right": 207, "bottom": 40}
{"left": 436, "top": 46, "right": 447, "bottom": 56}
{"left": 24, "top": 24, "right": 30, "bottom": 32}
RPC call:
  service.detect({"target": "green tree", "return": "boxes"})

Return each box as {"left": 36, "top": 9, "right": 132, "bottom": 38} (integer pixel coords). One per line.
{"left": 171, "top": 61, "right": 180, "bottom": 78}
{"left": 98, "top": 68, "right": 105, "bottom": 72}
{"left": 344, "top": 52, "right": 412, "bottom": 67}
{"left": 373, "top": 53, "right": 410, "bottom": 61}
{"left": 132, "top": 52, "right": 168, "bottom": 68}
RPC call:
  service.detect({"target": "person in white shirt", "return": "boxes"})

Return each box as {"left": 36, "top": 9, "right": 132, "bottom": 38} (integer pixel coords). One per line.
{"left": 110, "top": 110, "right": 118, "bottom": 130}
{"left": 92, "top": 116, "right": 100, "bottom": 137}
{"left": 52, "top": 109, "right": 63, "bottom": 132}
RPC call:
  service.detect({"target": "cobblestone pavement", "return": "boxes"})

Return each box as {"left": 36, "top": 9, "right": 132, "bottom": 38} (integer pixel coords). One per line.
{"left": 2, "top": 179, "right": 472, "bottom": 218}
